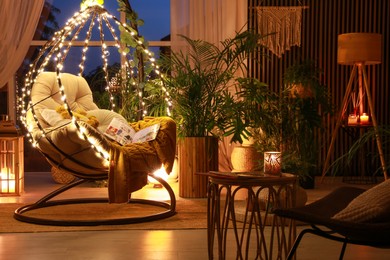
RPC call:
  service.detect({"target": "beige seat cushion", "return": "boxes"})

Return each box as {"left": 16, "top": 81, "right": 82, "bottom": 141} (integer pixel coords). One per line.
{"left": 34, "top": 122, "right": 110, "bottom": 176}
{"left": 28, "top": 72, "right": 126, "bottom": 175}
{"left": 332, "top": 179, "right": 390, "bottom": 223}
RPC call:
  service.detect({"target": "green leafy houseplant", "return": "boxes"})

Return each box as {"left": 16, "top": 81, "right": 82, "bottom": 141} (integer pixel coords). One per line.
{"left": 116, "top": 0, "right": 170, "bottom": 121}
{"left": 161, "top": 30, "right": 273, "bottom": 197}
{"left": 330, "top": 125, "right": 390, "bottom": 178}
{"left": 161, "top": 30, "right": 269, "bottom": 140}
{"left": 249, "top": 60, "right": 333, "bottom": 186}
{"left": 82, "top": 0, "right": 170, "bottom": 122}
{"left": 283, "top": 59, "right": 323, "bottom": 99}
{"left": 223, "top": 77, "right": 280, "bottom": 172}
{"left": 221, "top": 77, "right": 280, "bottom": 144}
{"left": 280, "top": 60, "right": 334, "bottom": 188}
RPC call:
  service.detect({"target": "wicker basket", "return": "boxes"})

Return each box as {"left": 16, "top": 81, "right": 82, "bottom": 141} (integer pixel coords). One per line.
{"left": 51, "top": 166, "right": 76, "bottom": 184}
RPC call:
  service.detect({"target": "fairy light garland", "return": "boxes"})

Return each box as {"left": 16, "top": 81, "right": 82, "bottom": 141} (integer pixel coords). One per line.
{"left": 78, "top": 13, "right": 96, "bottom": 76}
{"left": 98, "top": 16, "right": 113, "bottom": 111}
{"left": 19, "top": 4, "right": 172, "bottom": 162}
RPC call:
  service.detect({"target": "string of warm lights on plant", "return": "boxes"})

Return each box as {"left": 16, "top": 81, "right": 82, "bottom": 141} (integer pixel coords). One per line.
{"left": 19, "top": 3, "right": 172, "bottom": 162}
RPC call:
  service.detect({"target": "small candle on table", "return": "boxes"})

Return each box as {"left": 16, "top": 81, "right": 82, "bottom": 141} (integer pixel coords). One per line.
{"left": 264, "top": 151, "right": 282, "bottom": 176}
{"left": 360, "top": 113, "right": 369, "bottom": 124}
{"left": 348, "top": 114, "right": 357, "bottom": 125}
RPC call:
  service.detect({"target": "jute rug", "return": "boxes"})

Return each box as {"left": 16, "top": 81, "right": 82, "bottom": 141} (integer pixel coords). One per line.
{"left": 0, "top": 199, "right": 208, "bottom": 233}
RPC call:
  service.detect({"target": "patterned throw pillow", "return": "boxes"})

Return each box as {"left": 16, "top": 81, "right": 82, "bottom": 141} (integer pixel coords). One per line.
{"left": 332, "top": 179, "right": 390, "bottom": 223}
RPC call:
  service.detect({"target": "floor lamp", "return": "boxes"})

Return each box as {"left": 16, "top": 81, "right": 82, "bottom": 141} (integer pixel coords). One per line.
{"left": 321, "top": 33, "right": 388, "bottom": 182}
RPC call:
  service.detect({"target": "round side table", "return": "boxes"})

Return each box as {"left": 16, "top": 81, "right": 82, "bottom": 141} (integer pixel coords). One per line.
{"left": 206, "top": 172, "right": 297, "bottom": 260}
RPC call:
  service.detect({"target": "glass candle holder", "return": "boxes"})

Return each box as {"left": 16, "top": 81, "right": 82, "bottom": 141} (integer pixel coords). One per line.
{"left": 360, "top": 113, "right": 369, "bottom": 124}
{"left": 347, "top": 114, "right": 358, "bottom": 125}
{"left": 264, "top": 151, "right": 282, "bottom": 176}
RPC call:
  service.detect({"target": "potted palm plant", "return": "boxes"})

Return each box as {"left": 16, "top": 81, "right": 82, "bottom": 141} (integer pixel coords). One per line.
{"left": 161, "top": 30, "right": 268, "bottom": 197}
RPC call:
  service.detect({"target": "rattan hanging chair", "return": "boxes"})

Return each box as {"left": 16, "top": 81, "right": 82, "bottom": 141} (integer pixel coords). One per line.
{"left": 14, "top": 4, "right": 176, "bottom": 226}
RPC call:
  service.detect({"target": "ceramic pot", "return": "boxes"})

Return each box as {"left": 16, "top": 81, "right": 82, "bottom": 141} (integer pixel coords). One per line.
{"left": 231, "top": 145, "right": 260, "bottom": 172}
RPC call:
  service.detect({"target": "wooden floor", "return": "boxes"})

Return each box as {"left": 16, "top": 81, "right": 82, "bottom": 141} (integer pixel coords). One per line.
{"left": 1, "top": 172, "right": 389, "bottom": 260}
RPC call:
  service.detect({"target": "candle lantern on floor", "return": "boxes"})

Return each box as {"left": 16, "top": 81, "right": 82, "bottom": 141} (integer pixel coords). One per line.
{"left": 0, "top": 115, "right": 24, "bottom": 196}
{"left": 264, "top": 151, "right": 282, "bottom": 176}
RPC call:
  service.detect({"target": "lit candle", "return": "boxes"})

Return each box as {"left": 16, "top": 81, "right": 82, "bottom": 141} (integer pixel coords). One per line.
{"left": 1, "top": 170, "right": 16, "bottom": 193}
{"left": 4, "top": 180, "right": 16, "bottom": 193}
{"left": 264, "top": 151, "right": 282, "bottom": 176}
{"left": 360, "top": 113, "right": 369, "bottom": 124}
{"left": 348, "top": 114, "right": 358, "bottom": 125}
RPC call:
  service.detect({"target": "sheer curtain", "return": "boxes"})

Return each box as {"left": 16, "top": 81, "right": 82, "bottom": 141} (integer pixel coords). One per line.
{"left": 171, "top": 0, "right": 247, "bottom": 50}
{"left": 0, "top": 0, "right": 44, "bottom": 88}
{"left": 171, "top": 0, "right": 248, "bottom": 171}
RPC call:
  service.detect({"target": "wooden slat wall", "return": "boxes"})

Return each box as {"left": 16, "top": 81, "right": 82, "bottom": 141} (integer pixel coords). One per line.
{"left": 248, "top": 0, "right": 390, "bottom": 176}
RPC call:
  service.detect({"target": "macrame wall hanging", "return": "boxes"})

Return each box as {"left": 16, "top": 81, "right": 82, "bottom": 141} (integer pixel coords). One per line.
{"left": 256, "top": 5, "right": 308, "bottom": 58}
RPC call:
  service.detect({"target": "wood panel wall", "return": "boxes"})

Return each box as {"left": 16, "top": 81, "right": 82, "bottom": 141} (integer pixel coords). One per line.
{"left": 248, "top": 0, "right": 390, "bottom": 177}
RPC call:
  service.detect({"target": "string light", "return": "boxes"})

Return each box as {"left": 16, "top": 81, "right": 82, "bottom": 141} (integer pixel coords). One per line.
{"left": 19, "top": 5, "right": 173, "bottom": 163}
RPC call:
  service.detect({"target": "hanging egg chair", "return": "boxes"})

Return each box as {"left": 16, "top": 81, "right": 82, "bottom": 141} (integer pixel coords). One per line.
{"left": 14, "top": 4, "right": 176, "bottom": 226}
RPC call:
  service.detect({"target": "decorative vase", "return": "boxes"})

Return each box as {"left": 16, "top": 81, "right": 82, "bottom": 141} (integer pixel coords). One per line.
{"left": 178, "top": 137, "right": 218, "bottom": 198}
{"left": 231, "top": 145, "right": 260, "bottom": 172}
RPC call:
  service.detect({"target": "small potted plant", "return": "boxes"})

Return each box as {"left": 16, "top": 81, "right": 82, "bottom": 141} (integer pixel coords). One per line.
{"left": 221, "top": 77, "right": 280, "bottom": 172}
{"left": 283, "top": 59, "right": 323, "bottom": 99}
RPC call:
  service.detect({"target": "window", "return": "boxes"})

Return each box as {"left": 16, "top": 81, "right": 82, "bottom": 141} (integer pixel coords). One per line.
{"left": 23, "top": 0, "right": 170, "bottom": 76}
{"left": 16, "top": 0, "right": 170, "bottom": 117}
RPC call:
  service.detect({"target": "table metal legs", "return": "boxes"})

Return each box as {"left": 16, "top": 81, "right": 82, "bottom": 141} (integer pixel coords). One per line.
{"left": 207, "top": 182, "right": 296, "bottom": 260}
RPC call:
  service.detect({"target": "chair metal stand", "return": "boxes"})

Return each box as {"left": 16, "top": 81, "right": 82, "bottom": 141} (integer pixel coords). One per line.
{"left": 286, "top": 226, "right": 349, "bottom": 260}
{"left": 14, "top": 173, "right": 176, "bottom": 226}
{"left": 287, "top": 223, "right": 390, "bottom": 260}
{"left": 275, "top": 186, "right": 390, "bottom": 260}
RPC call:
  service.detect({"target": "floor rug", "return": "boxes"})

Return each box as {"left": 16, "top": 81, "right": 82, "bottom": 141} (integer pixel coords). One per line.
{"left": 0, "top": 199, "right": 208, "bottom": 233}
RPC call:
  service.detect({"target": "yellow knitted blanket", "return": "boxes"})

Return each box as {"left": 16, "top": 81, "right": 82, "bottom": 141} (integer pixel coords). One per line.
{"left": 108, "top": 117, "right": 176, "bottom": 203}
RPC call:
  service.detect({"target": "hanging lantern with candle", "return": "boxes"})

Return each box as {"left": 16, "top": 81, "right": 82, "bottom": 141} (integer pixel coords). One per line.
{"left": 0, "top": 115, "right": 24, "bottom": 196}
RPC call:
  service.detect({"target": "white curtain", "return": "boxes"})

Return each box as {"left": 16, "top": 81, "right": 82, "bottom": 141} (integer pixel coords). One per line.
{"left": 171, "top": 0, "right": 247, "bottom": 50}
{"left": 0, "top": 0, "right": 45, "bottom": 88}
{"left": 171, "top": 0, "right": 248, "bottom": 171}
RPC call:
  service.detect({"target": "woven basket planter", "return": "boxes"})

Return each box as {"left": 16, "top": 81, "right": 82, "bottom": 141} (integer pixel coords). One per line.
{"left": 51, "top": 166, "right": 76, "bottom": 184}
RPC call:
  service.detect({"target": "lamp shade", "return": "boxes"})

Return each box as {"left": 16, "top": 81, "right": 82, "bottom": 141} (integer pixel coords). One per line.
{"left": 337, "top": 33, "right": 382, "bottom": 65}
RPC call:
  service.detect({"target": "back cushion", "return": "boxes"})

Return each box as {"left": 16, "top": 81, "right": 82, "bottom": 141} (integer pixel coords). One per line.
{"left": 332, "top": 179, "right": 390, "bottom": 223}
{"left": 29, "top": 71, "right": 99, "bottom": 128}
